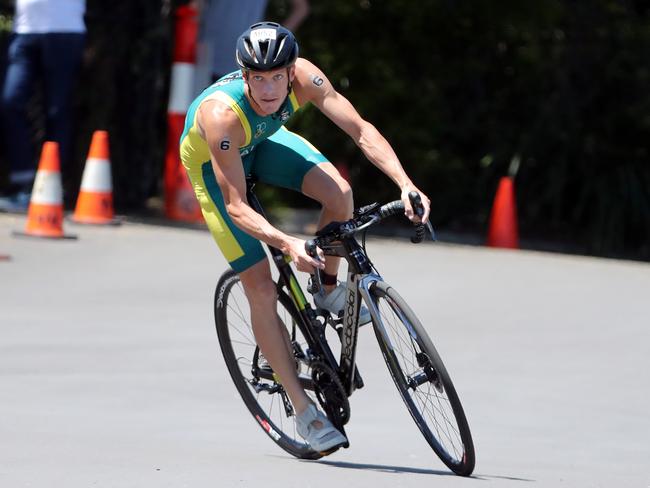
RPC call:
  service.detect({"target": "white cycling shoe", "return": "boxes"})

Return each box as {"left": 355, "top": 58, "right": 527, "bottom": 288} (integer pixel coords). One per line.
{"left": 296, "top": 403, "right": 347, "bottom": 453}
{"left": 313, "top": 284, "right": 372, "bottom": 325}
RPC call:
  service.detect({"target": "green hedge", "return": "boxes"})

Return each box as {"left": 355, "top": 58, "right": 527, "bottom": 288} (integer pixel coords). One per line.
{"left": 270, "top": 0, "right": 650, "bottom": 260}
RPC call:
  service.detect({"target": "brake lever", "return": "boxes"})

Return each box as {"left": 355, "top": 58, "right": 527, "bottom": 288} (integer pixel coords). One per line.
{"left": 426, "top": 221, "right": 437, "bottom": 241}
{"left": 408, "top": 192, "right": 426, "bottom": 244}
{"left": 305, "top": 240, "right": 323, "bottom": 294}
{"left": 406, "top": 192, "right": 437, "bottom": 243}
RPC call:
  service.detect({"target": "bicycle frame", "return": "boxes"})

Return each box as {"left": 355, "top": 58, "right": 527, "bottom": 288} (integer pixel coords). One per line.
{"left": 246, "top": 181, "right": 374, "bottom": 397}
{"left": 245, "top": 184, "right": 341, "bottom": 371}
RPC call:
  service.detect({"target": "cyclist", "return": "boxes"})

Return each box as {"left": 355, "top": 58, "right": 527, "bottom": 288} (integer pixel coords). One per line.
{"left": 180, "top": 21, "right": 431, "bottom": 453}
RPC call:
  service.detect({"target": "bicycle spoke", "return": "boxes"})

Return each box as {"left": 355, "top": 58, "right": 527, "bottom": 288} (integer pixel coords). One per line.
{"left": 412, "top": 388, "right": 445, "bottom": 450}
{"left": 408, "top": 361, "right": 463, "bottom": 459}
{"left": 383, "top": 303, "right": 419, "bottom": 371}
{"left": 217, "top": 274, "right": 314, "bottom": 456}
{"left": 413, "top": 385, "right": 462, "bottom": 458}
{"left": 378, "top": 302, "right": 415, "bottom": 366}
{"left": 236, "top": 356, "right": 253, "bottom": 366}
{"left": 227, "top": 299, "right": 248, "bottom": 325}
{"left": 372, "top": 287, "right": 471, "bottom": 470}
{"left": 227, "top": 313, "right": 255, "bottom": 345}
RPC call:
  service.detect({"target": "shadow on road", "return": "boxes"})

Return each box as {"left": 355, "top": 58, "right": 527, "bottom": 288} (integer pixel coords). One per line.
{"left": 478, "top": 474, "right": 535, "bottom": 482}
{"left": 296, "top": 458, "right": 536, "bottom": 482}
{"left": 303, "top": 459, "right": 459, "bottom": 477}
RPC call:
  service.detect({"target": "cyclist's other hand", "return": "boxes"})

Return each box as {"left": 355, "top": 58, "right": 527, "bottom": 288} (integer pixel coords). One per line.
{"left": 287, "top": 237, "right": 325, "bottom": 273}
{"left": 401, "top": 185, "right": 431, "bottom": 224}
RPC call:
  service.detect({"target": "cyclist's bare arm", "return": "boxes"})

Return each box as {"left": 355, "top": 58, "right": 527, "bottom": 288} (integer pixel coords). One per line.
{"left": 293, "top": 58, "right": 430, "bottom": 223}
{"left": 197, "top": 99, "right": 323, "bottom": 272}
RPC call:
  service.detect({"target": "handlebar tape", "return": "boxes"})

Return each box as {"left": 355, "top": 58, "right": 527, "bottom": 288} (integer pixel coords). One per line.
{"left": 411, "top": 224, "right": 425, "bottom": 243}
{"left": 379, "top": 200, "right": 404, "bottom": 218}
{"left": 408, "top": 192, "right": 425, "bottom": 243}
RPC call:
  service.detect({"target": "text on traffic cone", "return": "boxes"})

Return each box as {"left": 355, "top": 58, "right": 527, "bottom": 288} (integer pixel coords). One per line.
{"left": 24, "top": 141, "right": 65, "bottom": 238}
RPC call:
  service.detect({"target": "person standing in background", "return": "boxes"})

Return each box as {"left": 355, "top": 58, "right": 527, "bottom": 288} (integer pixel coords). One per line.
{"left": 193, "top": 0, "right": 309, "bottom": 92}
{"left": 0, "top": 0, "right": 86, "bottom": 211}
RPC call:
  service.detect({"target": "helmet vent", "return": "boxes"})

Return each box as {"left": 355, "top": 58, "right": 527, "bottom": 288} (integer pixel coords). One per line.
{"left": 259, "top": 40, "right": 270, "bottom": 63}
{"left": 274, "top": 36, "right": 287, "bottom": 62}
{"left": 244, "top": 39, "right": 255, "bottom": 59}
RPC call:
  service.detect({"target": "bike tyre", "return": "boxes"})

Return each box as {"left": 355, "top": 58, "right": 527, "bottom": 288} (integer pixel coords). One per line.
{"left": 369, "top": 281, "right": 475, "bottom": 476}
{"left": 214, "top": 269, "right": 323, "bottom": 460}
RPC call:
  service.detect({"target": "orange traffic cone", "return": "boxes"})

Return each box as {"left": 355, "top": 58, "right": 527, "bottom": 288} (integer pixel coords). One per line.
{"left": 163, "top": 5, "right": 203, "bottom": 223}
{"left": 168, "top": 170, "right": 204, "bottom": 222}
{"left": 13, "top": 141, "right": 76, "bottom": 239}
{"left": 487, "top": 176, "right": 519, "bottom": 249}
{"left": 73, "top": 130, "right": 120, "bottom": 225}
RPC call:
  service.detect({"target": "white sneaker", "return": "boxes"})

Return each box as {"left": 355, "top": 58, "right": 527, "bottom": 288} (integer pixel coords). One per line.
{"left": 296, "top": 403, "right": 347, "bottom": 453}
{"left": 313, "top": 283, "right": 371, "bottom": 325}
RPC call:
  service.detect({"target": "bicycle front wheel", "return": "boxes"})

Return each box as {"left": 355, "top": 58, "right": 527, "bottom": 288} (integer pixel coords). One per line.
{"left": 214, "top": 269, "right": 322, "bottom": 460}
{"left": 369, "top": 281, "right": 475, "bottom": 476}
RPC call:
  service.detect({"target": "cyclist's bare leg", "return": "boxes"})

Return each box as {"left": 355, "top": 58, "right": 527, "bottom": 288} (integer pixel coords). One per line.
{"left": 301, "top": 162, "right": 353, "bottom": 293}
{"left": 239, "top": 258, "right": 313, "bottom": 414}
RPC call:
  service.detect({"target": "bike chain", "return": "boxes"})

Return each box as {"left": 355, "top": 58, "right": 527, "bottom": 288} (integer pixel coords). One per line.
{"left": 310, "top": 360, "right": 350, "bottom": 428}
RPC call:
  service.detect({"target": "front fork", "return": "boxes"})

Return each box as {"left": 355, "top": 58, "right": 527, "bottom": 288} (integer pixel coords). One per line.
{"left": 359, "top": 276, "right": 435, "bottom": 391}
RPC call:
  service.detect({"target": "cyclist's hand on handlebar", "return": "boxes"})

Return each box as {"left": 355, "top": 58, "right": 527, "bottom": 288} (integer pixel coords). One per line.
{"left": 285, "top": 236, "right": 325, "bottom": 273}
{"left": 401, "top": 185, "right": 431, "bottom": 224}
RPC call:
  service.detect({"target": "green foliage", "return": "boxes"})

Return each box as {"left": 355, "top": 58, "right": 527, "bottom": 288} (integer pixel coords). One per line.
{"left": 0, "top": 14, "right": 11, "bottom": 33}
{"left": 268, "top": 0, "right": 650, "bottom": 260}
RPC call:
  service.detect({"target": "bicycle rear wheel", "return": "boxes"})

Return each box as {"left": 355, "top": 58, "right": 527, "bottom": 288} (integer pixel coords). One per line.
{"left": 368, "top": 281, "right": 475, "bottom": 476}
{"left": 214, "top": 269, "right": 322, "bottom": 460}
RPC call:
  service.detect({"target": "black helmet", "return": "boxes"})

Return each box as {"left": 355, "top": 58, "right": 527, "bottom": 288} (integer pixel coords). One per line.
{"left": 236, "top": 22, "right": 299, "bottom": 72}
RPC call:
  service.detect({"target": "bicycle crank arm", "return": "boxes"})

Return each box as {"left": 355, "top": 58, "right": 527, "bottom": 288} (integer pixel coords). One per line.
{"left": 253, "top": 370, "right": 315, "bottom": 391}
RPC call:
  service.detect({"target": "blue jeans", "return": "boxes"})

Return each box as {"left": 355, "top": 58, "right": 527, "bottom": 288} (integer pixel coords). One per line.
{"left": 1, "top": 32, "right": 85, "bottom": 188}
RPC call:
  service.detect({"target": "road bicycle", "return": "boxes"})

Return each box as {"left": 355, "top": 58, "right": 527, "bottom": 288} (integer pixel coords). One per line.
{"left": 214, "top": 180, "right": 475, "bottom": 476}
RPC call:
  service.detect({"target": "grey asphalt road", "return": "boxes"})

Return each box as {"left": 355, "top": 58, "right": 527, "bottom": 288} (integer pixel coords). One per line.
{"left": 1, "top": 213, "right": 649, "bottom": 488}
